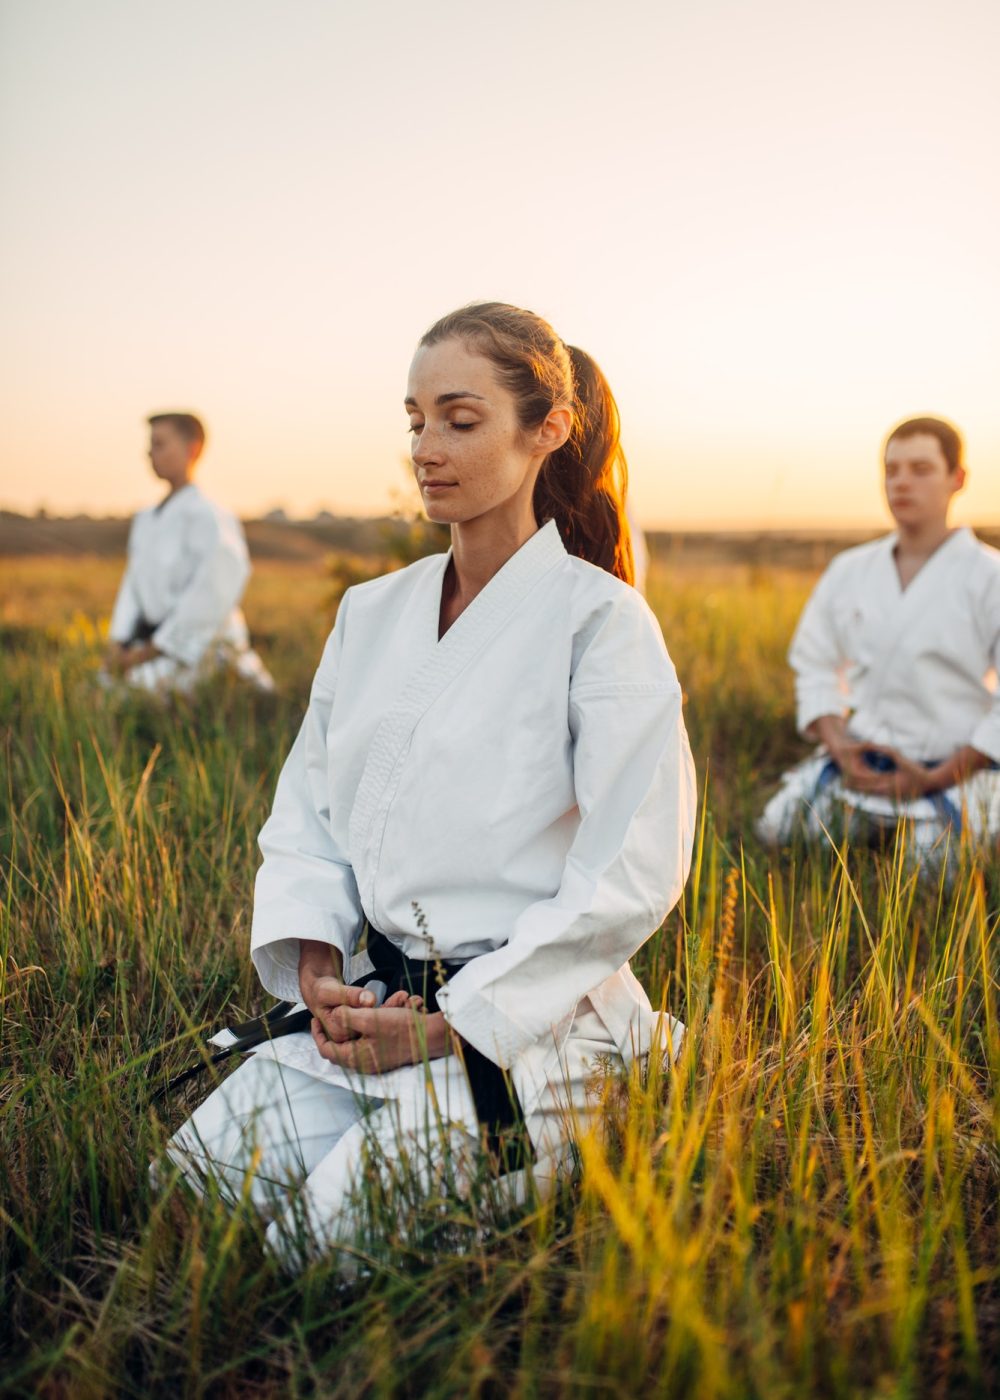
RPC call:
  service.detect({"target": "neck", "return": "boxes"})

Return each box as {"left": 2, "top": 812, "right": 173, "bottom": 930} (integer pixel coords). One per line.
{"left": 894, "top": 518, "right": 953, "bottom": 557}
{"left": 163, "top": 474, "right": 193, "bottom": 499}
{"left": 448, "top": 504, "right": 539, "bottom": 606}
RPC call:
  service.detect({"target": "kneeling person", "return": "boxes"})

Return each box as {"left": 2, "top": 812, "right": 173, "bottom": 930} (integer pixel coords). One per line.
{"left": 758, "top": 416, "right": 1000, "bottom": 864}
{"left": 103, "top": 412, "right": 274, "bottom": 695}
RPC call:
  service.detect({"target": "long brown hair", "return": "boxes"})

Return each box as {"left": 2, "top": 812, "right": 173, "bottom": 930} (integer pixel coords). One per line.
{"left": 419, "top": 302, "right": 634, "bottom": 584}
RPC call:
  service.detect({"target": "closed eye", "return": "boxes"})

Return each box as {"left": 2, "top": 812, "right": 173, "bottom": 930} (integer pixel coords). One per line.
{"left": 407, "top": 421, "right": 476, "bottom": 434}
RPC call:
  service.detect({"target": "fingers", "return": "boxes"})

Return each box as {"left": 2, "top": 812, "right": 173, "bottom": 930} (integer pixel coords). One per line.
{"left": 383, "top": 990, "right": 424, "bottom": 1010}
{"left": 312, "top": 1015, "right": 365, "bottom": 1056}
{"left": 310, "top": 1023, "right": 378, "bottom": 1073}
{"left": 841, "top": 766, "right": 875, "bottom": 791}
{"left": 311, "top": 1007, "right": 359, "bottom": 1044}
{"left": 337, "top": 1006, "right": 423, "bottom": 1036}
{"left": 337, "top": 1007, "right": 380, "bottom": 1038}
{"left": 307, "top": 976, "right": 377, "bottom": 1012}
{"left": 330, "top": 982, "right": 377, "bottom": 1009}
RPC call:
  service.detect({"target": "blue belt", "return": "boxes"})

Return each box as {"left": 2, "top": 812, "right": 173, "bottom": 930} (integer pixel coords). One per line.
{"left": 814, "top": 757, "right": 965, "bottom": 832}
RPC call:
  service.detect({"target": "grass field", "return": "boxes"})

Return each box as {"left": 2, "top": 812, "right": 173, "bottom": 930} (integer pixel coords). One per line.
{"left": 2, "top": 550, "right": 998, "bottom": 1398}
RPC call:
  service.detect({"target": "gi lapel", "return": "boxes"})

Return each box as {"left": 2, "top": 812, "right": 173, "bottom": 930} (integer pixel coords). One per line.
{"left": 893, "top": 527, "right": 970, "bottom": 610}
{"left": 864, "top": 529, "right": 971, "bottom": 707}
{"left": 348, "top": 520, "right": 567, "bottom": 911}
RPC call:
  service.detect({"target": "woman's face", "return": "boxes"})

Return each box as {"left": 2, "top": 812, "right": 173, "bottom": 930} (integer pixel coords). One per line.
{"left": 405, "top": 337, "right": 557, "bottom": 527}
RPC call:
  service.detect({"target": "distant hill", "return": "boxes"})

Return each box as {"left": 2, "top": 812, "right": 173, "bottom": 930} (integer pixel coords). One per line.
{"left": 2, "top": 509, "right": 997, "bottom": 571}
{"left": 0, "top": 510, "right": 400, "bottom": 561}
{"left": 650, "top": 524, "right": 1000, "bottom": 571}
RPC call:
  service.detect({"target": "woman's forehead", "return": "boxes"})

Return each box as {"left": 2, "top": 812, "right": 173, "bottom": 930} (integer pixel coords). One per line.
{"left": 406, "top": 338, "right": 500, "bottom": 402}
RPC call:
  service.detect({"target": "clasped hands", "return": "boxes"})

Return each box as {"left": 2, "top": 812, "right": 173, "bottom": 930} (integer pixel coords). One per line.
{"left": 298, "top": 939, "right": 452, "bottom": 1074}
{"left": 829, "top": 737, "right": 941, "bottom": 801}
{"left": 808, "top": 715, "right": 953, "bottom": 802}
{"left": 104, "top": 641, "right": 161, "bottom": 675}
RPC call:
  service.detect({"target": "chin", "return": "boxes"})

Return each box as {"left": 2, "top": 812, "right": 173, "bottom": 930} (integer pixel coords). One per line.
{"left": 422, "top": 500, "right": 468, "bottom": 526}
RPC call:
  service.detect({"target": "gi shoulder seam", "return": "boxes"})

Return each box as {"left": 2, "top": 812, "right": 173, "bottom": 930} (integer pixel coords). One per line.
{"left": 570, "top": 681, "right": 677, "bottom": 699}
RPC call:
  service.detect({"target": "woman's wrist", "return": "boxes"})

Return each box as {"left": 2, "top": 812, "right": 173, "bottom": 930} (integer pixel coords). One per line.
{"left": 424, "top": 1011, "right": 458, "bottom": 1060}
{"left": 298, "top": 938, "right": 344, "bottom": 995}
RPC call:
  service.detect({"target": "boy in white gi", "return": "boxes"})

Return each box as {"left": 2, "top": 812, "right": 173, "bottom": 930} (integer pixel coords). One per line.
{"left": 155, "top": 304, "right": 694, "bottom": 1268}
{"left": 103, "top": 413, "right": 274, "bottom": 695}
{"left": 757, "top": 416, "right": 1000, "bottom": 864}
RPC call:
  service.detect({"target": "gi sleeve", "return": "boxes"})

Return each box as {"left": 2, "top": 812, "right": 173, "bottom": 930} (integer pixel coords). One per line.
{"left": 108, "top": 520, "right": 142, "bottom": 643}
{"left": 435, "top": 592, "right": 697, "bottom": 1069}
{"left": 969, "top": 564, "right": 1000, "bottom": 764}
{"left": 788, "top": 561, "right": 851, "bottom": 737}
{"left": 250, "top": 595, "right": 363, "bottom": 1001}
{"left": 151, "top": 506, "right": 250, "bottom": 667}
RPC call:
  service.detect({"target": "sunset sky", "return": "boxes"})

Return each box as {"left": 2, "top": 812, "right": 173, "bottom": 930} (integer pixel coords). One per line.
{"left": 1, "top": 0, "right": 998, "bottom": 529}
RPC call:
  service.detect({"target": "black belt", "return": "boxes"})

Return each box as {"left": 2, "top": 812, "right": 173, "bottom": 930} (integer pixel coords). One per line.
{"left": 153, "top": 926, "right": 533, "bottom": 1169}
{"left": 129, "top": 614, "right": 158, "bottom": 644}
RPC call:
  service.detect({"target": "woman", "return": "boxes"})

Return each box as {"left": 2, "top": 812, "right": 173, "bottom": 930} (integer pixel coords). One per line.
{"left": 159, "top": 303, "right": 696, "bottom": 1267}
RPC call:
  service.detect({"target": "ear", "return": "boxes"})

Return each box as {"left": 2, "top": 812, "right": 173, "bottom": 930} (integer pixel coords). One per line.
{"left": 952, "top": 465, "right": 967, "bottom": 494}
{"left": 534, "top": 406, "right": 572, "bottom": 455}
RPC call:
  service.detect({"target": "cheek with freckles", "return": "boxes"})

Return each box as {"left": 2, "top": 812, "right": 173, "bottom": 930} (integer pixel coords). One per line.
{"left": 422, "top": 423, "right": 534, "bottom": 520}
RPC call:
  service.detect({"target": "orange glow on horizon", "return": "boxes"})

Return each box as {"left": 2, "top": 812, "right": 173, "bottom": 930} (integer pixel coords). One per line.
{"left": 2, "top": 0, "right": 998, "bottom": 531}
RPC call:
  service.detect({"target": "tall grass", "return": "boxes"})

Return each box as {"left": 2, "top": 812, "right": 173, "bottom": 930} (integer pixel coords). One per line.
{"left": 1, "top": 555, "right": 997, "bottom": 1397}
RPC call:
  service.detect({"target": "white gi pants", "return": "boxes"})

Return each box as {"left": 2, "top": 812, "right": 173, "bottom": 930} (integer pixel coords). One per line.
{"left": 157, "top": 1003, "right": 614, "bottom": 1271}
{"left": 99, "top": 642, "right": 275, "bottom": 697}
{"left": 756, "top": 751, "right": 1000, "bottom": 870}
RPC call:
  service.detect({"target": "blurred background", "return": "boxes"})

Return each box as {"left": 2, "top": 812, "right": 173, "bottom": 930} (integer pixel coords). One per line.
{"left": 2, "top": 0, "right": 999, "bottom": 534}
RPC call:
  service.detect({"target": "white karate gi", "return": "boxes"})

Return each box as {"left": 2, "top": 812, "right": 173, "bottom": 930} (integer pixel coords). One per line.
{"left": 757, "top": 528, "right": 1000, "bottom": 860}
{"left": 107, "top": 484, "right": 274, "bottom": 694}
{"left": 163, "top": 519, "right": 696, "bottom": 1265}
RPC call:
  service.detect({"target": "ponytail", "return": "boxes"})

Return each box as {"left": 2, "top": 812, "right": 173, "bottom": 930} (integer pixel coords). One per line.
{"left": 533, "top": 345, "right": 634, "bottom": 585}
{"left": 419, "top": 303, "right": 635, "bottom": 585}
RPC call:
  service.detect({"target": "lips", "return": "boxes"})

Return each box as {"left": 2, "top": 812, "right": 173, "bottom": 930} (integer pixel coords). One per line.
{"left": 420, "top": 479, "right": 456, "bottom": 490}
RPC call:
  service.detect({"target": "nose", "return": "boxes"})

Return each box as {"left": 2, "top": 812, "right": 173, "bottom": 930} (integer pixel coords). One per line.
{"left": 411, "top": 426, "right": 444, "bottom": 467}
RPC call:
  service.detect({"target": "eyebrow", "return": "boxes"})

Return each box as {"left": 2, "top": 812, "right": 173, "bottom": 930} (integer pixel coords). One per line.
{"left": 404, "top": 391, "right": 487, "bottom": 408}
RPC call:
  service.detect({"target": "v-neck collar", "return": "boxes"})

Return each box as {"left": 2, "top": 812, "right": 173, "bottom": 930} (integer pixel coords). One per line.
{"left": 431, "top": 518, "right": 567, "bottom": 646}
{"left": 349, "top": 518, "right": 568, "bottom": 882}
{"left": 885, "top": 526, "right": 971, "bottom": 597}
{"left": 154, "top": 482, "right": 196, "bottom": 515}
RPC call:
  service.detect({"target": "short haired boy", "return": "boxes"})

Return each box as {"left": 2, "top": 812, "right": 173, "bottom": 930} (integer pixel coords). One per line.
{"left": 103, "top": 413, "right": 275, "bottom": 694}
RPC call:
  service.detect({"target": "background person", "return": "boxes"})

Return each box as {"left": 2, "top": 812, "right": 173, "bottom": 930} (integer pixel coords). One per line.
{"left": 757, "top": 416, "right": 1000, "bottom": 864}
{"left": 156, "top": 303, "right": 695, "bottom": 1267}
{"left": 102, "top": 412, "right": 275, "bottom": 695}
